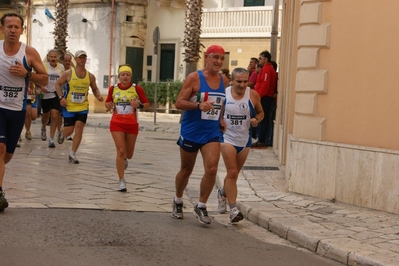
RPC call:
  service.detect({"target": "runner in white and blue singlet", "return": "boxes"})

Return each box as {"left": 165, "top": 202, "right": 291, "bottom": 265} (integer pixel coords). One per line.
{"left": 217, "top": 67, "right": 264, "bottom": 223}
{"left": 0, "top": 13, "right": 48, "bottom": 212}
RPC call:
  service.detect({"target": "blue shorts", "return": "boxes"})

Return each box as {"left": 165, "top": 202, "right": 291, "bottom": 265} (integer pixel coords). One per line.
{"left": 0, "top": 108, "right": 26, "bottom": 154}
{"left": 62, "top": 109, "right": 88, "bottom": 126}
{"left": 177, "top": 135, "right": 219, "bottom": 153}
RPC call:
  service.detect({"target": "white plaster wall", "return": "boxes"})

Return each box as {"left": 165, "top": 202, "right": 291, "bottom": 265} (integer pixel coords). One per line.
{"left": 287, "top": 135, "right": 399, "bottom": 215}
{"left": 30, "top": 5, "right": 112, "bottom": 94}
{"left": 145, "top": 1, "right": 185, "bottom": 81}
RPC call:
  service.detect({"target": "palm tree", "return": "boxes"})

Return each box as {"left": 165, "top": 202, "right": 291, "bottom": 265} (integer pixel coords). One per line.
{"left": 182, "top": 0, "right": 203, "bottom": 76}
{"left": 53, "top": 0, "right": 69, "bottom": 57}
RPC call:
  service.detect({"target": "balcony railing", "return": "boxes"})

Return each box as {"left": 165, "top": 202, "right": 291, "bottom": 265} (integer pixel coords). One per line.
{"left": 201, "top": 6, "right": 281, "bottom": 38}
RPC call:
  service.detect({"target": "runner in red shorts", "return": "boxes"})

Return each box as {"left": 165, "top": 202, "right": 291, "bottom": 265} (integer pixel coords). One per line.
{"left": 104, "top": 65, "right": 149, "bottom": 192}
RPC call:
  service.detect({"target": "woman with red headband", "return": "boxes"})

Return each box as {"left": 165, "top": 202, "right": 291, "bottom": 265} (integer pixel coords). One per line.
{"left": 105, "top": 64, "right": 149, "bottom": 192}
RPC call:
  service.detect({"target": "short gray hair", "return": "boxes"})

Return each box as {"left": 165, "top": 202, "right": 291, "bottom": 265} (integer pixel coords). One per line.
{"left": 231, "top": 67, "right": 249, "bottom": 80}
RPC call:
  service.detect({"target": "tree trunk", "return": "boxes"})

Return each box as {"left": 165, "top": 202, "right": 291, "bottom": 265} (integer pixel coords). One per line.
{"left": 183, "top": 0, "right": 203, "bottom": 77}
{"left": 54, "top": 0, "right": 69, "bottom": 57}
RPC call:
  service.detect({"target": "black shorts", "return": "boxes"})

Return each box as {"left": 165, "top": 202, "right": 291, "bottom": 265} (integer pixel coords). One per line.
{"left": 41, "top": 96, "right": 60, "bottom": 113}
{"left": 0, "top": 108, "right": 25, "bottom": 154}
{"left": 63, "top": 113, "right": 88, "bottom": 127}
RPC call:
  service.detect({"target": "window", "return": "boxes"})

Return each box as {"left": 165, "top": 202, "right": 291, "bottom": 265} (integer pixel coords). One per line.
{"left": 244, "top": 0, "right": 265, "bottom": 7}
{"left": 147, "top": 55, "right": 152, "bottom": 66}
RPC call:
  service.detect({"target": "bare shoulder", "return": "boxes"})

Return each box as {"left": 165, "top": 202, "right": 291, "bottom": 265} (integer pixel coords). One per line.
{"left": 25, "top": 45, "right": 39, "bottom": 56}
{"left": 58, "top": 68, "right": 72, "bottom": 82}
{"left": 222, "top": 75, "right": 229, "bottom": 88}
{"left": 184, "top": 71, "right": 200, "bottom": 84}
{"left": 88, "top": 71, "right": 97, "bottom": 81}
{"left": 25, "top": 45, "right": 41, "bottom": 64}
{"left": 182, "top": 71, "right": 200, "bottom": 92}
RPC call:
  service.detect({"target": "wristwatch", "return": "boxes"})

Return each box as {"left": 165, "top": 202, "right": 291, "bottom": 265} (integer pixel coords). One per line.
{"left": 58, "top": 95, "right": 64, "bottom": 100}
{"left": 25, "top": 71, "right": 32, "bottom": 79}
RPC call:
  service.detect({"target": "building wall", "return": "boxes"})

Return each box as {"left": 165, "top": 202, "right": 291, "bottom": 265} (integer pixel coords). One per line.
{"left": 199, "top": 38, "right": 278, "bottom": 72}
{"left": 29, "top": 1, "right": 147, "bottom": 113}
{"left": 144, "top": 0, "right": 184, "bottom": 82}
{"left": 282, "top": 0, "right": 399, "bottom": 214}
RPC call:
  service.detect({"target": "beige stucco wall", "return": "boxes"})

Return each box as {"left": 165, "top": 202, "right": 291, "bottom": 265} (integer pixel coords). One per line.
{"left": 318, "top": 1, "right": 399, "bottom": 151}
{"left": 282, "top": 0, "right": 399, "bottom": 214}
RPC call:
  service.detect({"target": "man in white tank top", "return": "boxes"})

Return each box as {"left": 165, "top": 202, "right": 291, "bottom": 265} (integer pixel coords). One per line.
{"left": 38, "top": 49, "right": 64, "bottom": 148}
{"left": 0, "top": 13, "right": 48, "bottom": 212}
{"left": 217, "top": 67, "right": 264, "bottom": 223}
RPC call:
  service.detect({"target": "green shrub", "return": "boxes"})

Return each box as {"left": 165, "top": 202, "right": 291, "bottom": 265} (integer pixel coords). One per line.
{"left": 138, "top": 80, "right": 183, "bottom": 107}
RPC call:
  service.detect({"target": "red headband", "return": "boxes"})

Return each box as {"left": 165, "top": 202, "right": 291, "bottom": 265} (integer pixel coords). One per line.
{"left": 206, "top": 45, "right": 225, "bottom": 55}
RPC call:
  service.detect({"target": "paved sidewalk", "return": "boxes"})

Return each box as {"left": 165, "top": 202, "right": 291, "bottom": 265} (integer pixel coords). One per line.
{"left": 4, "top": 112, "right": 399, "bottom": 266}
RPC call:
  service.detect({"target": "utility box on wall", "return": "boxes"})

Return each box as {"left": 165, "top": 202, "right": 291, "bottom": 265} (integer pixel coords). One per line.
{"left": 103, "top": 75, "right": 108, "bottom": 88}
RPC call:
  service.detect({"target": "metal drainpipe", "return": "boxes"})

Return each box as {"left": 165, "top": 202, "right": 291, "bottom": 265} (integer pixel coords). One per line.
{"left": 270, "top": 0, "right": 280, "bottom": 61}
{"left": 108, "top": 0, "right": 115, "bottom": 85}
{"left": 26, "top": 0, "right": 31, "bottom": 45}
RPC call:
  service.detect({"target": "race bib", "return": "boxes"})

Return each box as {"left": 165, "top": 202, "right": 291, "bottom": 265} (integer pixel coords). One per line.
{"left": 0, "top": 85, "right": 24, "bottom": 103}
{"left": 71, "top": 92, "right": 86, "bottom": 103}
{"left": 227, "top": 114, "right": 247, "bottom": 129}
{"left": 201, "top": 103, "right": 222, "bottom": 121}
{"left": 200, "top": 95, "right": 224, "bottom": 121}
{"left": 115, "top": 102, "right": 133, "bottom": 114}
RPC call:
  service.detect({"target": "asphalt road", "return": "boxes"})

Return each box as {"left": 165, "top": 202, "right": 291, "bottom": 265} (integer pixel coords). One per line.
{"left": 0, "top": 209, "right": 343, "bottom": 266}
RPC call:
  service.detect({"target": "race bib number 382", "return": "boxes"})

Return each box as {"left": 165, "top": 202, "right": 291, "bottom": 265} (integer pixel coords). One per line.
{"left": 0, "top": 85, "right": 23, "bottom": 102}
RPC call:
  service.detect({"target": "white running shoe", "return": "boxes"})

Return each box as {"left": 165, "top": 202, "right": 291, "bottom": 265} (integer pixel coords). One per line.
{"left": 68, "top": 154, "right": 79, "bottom": 164}
{"left": 230, "top": 207, "right": 244, "bottom": 223}
{"left": 172, "top": 199, "right": 184, "bottom": 219}
{"left": 41, "top": 127, "right": 47, "bottom": 141}
{"left": 217, "top": 188, "right": 227, "bottom": 214}
{"left": 193, "top": 205, "right": 211, "bottom": 224}
{"left": 118, "top": 178, "right": 127, "bottom": 192}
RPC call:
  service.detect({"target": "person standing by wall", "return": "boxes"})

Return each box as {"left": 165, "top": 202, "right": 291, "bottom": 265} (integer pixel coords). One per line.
{"left": 248, "top": 57, "right": 260, "bottom": 139}
{"left": 0, "top": 13, "right": 48, "bottom": 212}
{"left": 252, "top": 50, "right": 277, "bottom": 148}
{"left": 266, "top": 60, "right": 278, "bottom": 147}
{"left": 104, "top": 65, "right": 149, "bottom": 192}
{"left": 172, "top": 44, "right": 228, "bottom": 225}
{"left": 247, "top": 57, "right": 258, "bottom": 89}
{"left": 217, "top": 67, "right": 264, "bottom": 223}
{"left": 55, "top": 50, "right": 103, "bottom": 164}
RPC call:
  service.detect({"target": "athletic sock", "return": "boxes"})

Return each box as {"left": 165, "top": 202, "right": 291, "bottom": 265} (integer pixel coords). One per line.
{"left": 174, "top": 197, "right": 183, "bottom": 204}
{"left": 197, "top": 202, "right": 206, "bottom": 208}
{"left": 229, "top": 203, "right": 237, "bottom": 209}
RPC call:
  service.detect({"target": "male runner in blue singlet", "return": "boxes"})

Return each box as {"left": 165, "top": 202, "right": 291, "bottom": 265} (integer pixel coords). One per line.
{"left": 172, "top": 45, "right": 229, "bottom": 224}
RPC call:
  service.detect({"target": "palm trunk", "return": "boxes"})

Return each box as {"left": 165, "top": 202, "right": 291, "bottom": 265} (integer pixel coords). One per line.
{"left": 54, "top": 0, "right": 69, "bottom": 57}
